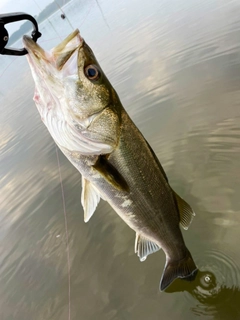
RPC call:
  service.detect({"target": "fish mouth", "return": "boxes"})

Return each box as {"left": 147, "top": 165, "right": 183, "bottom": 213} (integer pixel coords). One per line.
{"left": 23, "top": 29, "right": 84, "bottom": 65}
{"left": 23, "top": 35, "right": 50, "bottom": 61}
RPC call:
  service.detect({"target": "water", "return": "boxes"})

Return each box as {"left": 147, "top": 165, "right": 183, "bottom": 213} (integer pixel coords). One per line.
{"left": 1, "top": 0, "right": 240, "bottom": 319}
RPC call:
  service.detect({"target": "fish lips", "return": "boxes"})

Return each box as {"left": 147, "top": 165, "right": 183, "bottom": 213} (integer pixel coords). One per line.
{"left": 23, "top": 35, "right": 51, "bottom": 62}
{"left": 23, "top": 29, "right": 84, "bottom": 67}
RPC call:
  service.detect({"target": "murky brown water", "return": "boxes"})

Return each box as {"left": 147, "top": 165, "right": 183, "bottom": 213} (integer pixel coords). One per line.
{"left": 1, "top": 0, "right": 240, "bottom": 319}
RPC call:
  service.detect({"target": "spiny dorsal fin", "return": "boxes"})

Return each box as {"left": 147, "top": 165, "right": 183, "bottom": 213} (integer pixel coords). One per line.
{"left": 172, "top": 190, "right": 195, "bottom": 230}
{"left": 135, "top": 233, "right": 161, "bottom": 262}
{"left": 81, "top": 177, "right": 101, "bottom": 223}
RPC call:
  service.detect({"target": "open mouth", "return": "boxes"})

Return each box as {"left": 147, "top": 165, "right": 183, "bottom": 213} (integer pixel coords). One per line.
{"left": 23, "top": 29, "right": 84, "bottom": 67}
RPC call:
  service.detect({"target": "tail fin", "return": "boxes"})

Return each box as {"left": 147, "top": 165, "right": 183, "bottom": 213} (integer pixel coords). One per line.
{"left": 160, "top": 250, "right": 198, "bottom": 291}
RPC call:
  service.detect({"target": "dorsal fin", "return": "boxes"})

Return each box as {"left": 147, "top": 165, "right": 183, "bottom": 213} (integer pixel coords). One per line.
{"left": 135, "top": 233, "right": 161, "bottom": 261}
{"left": 172, "top": 190, "right": 195, "bottom": 230}
{"left": 81, "top": 177, "right": 101, "bottom": 223}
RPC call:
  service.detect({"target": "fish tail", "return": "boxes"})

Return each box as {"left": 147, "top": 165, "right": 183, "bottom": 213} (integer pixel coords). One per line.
{"left": 160, "top": 249, "right": 198, "bottom": 291}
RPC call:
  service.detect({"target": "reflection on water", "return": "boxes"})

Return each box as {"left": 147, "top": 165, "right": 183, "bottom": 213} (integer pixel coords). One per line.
{"left": 1, "top": 0, "right": 240, "bottom": 319}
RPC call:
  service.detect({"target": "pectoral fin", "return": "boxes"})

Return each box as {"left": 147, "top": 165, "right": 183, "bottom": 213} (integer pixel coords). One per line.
{"left": 81, "top": 177, "right": 101, "bottom": 222}
{"left": 172, "top": 190, "right": 195, "bottom": 230}
{"left": 135, "top": 233, "right": 161, "bottom": 262}
{"left": 93, "top": 156, "right": 129, "bottom": 192}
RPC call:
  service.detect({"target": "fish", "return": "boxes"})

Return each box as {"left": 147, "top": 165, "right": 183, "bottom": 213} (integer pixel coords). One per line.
{"left": 23, "top": 29, "right": 198, "bottom": 291}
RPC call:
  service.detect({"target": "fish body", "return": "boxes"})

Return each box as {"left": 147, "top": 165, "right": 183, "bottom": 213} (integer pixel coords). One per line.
{"left": 23, "top": 30, "right": 197, "bottom": 290}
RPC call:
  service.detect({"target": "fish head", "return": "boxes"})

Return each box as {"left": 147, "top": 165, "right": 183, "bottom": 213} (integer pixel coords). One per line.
{"left": 23, "top": 29, "right": 121, "bottom": 155}
{"left": 51, "top": 30, "right": 116, "bottom": 120}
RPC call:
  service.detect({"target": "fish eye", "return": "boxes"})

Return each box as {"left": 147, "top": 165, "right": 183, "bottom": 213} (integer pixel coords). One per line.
{"left": 84, "top": 65, "right": 100, "bottom": 81}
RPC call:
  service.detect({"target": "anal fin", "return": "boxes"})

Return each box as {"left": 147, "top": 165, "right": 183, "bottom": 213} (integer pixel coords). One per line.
{"left": 135, "top": 233, "right": 161, "bottom": 262}
{"left": 172, "top": 190, "right": 195, "bottom": 230}
{"left": 81, "top": 177, "right": 101, "bottom": 223}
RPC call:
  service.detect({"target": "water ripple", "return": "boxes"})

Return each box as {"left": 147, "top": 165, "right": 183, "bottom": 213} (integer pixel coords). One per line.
{"left": 188, "top": 250, "right": 240, "bottom": 318}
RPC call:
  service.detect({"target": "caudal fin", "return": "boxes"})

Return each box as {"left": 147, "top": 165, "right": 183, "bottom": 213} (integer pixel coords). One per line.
{"left": 160, "top": 250, "right": 198, "bottom": 291}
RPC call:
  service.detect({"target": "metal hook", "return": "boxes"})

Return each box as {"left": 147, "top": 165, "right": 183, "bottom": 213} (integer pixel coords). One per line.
{"left": 0, "top": 12, "right": 42, "bottom": 56}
